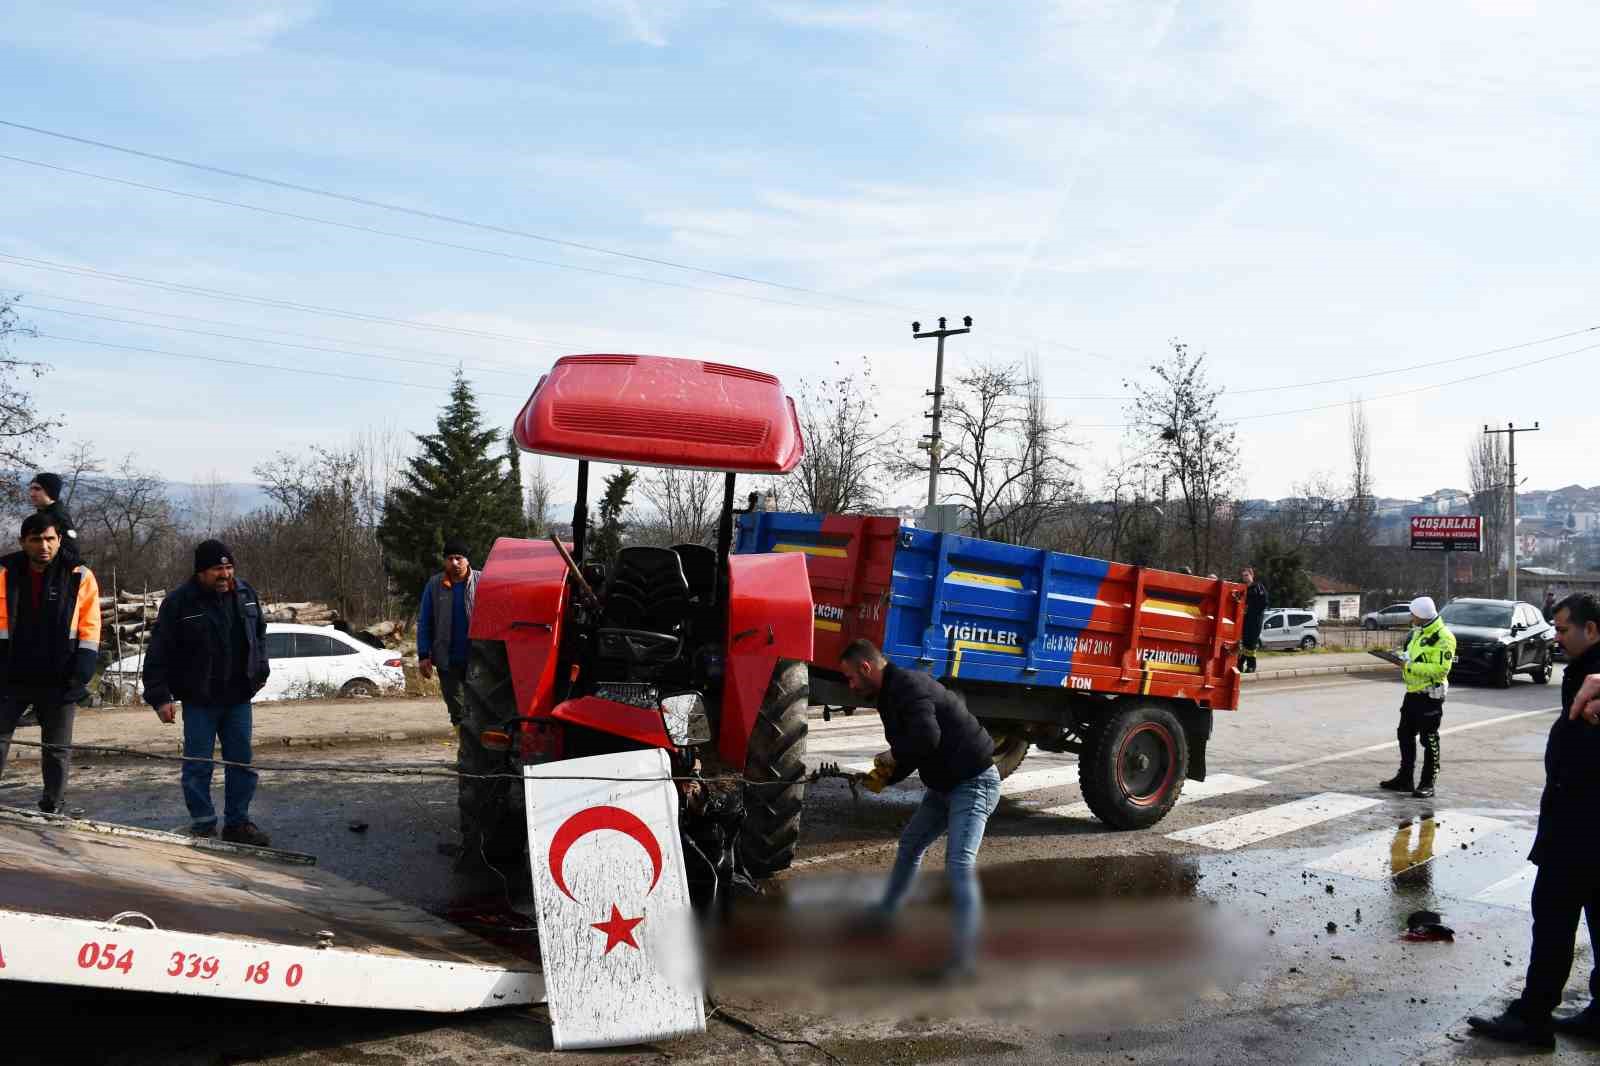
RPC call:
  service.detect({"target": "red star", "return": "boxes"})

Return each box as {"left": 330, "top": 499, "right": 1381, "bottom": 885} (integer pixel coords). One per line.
{"left": 590, "top": 904, "right": 645, "bottom": 954}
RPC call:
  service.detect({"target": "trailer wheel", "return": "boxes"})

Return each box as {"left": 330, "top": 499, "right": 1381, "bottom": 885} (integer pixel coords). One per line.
{"left": 459, "top": 639, "right": 524, "bottom": 862}
{"left": 1078, "top": 703, "right": 1188, "bottom": 830}
{"left": 740, "top": 660, "right": 809, "bottom": 878}
{"left": 989, "top": 731, "right": 1030, "bottom": 780}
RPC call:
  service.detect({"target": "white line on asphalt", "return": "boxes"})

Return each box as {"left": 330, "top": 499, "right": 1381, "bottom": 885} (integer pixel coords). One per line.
{"left": 805, "top": 732, "right": 889, "bottom": 754}
{"left": 1000, "top": 765, "right": 1081, "bottom": 797}
{"left": 1039, "top": 773, "right": 1266, "bottom": 820}
{"left": 1305, "top": 812, "right": 1514, "bottom": 880}
{"left": 788, "top": 840, "right": 898, "bottom": 870}
{"left": 1472, "top": 864, "right": 1538, "bottom": 911}
{"left": 1258, "top": 708, "right": 1557, "bottom": 777}
{"left": 1166, "top": 792, "right": 1381, "bottom": 851}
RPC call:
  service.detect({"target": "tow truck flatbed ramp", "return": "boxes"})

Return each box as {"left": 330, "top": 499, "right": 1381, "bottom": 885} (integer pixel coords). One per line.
{"left": 0, "top": 807, "right": 544, "bottom": 1011}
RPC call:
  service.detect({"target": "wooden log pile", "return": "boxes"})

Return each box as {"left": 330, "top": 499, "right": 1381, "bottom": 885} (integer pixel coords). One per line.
{"left": 98, "top": 593, "right": 360, "bottom": 650}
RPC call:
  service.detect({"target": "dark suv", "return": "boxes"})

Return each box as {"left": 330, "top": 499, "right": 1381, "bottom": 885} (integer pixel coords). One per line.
{"left": 1439, "top": 599, "right": 1556, "bottom": 688}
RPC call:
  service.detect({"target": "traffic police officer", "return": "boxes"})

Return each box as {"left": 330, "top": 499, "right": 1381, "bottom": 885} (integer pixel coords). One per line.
{"left": 1380, "top": 595, "right": 1455, "bottom": 799}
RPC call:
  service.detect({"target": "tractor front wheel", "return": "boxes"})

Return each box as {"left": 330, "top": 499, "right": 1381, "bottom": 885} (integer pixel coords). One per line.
{"left": 739, "top": 660, "right": 809, "bottom": 878}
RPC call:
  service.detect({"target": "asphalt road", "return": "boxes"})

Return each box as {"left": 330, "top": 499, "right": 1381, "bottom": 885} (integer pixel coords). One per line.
{"left": 1, "top": 670, "right": 1593, "bottom": 1065}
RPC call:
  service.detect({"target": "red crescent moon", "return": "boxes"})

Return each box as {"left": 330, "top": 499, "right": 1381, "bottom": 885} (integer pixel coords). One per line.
{"left": 548, "top": 805, "right": 663, "bottom": 902}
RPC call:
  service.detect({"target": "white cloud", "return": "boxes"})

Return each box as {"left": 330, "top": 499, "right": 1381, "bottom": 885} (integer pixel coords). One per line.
{"left": 1, "top": 2, "right": 320, "bottom": 60}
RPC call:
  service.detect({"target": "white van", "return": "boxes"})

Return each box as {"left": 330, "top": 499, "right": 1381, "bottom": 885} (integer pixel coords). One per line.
{"left": 1259, "top": 608, "right": 1320, "bottom": 650}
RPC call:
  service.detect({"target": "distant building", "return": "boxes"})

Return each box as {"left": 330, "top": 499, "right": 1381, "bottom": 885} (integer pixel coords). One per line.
{"left": 1309, "top": 575, "right": 1362, "bottom": 623}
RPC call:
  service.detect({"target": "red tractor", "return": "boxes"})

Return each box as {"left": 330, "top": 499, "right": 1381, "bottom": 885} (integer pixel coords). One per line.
{"left": 460, "top": 354, "right": 815, "bottom": 901}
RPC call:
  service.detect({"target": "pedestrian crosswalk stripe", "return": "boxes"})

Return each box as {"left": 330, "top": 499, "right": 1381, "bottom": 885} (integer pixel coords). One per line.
{"left": 1040, "top": 773, "right": 1266, "bottom": 820}
{"left": 806, "top": 731, "right": 890, "bottom": 755}
{"left": 1000, "top": 765, "right": 1080, "bottom": 797}
{"left": 1166, "top": 793, "right": 1381, "bottom": 851}
{"left": 1472, "top": 864, "right": 1537, "bottom": 911}
{"left": 1305, "top": 813, "right": 1513, "bottom": 880}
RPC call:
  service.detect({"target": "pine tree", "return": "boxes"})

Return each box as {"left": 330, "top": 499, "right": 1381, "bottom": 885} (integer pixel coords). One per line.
{"left": 589, "top": 467, "right": 637, "bottom": 569}
{"left": 501, "top": 432, "right": 528, "bottom": 538}
{"left": 378, "top": 371, "right": 510, "bottom": 607}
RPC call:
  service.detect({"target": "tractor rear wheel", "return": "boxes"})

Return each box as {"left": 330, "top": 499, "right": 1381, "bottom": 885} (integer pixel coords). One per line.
{"left": 989, "top": 730, "right": 1030, "bottom": 780}
{"left": 1077, "top": 702, "right": 1188, "bottom": 830}
{"left": 739, "top": 660, "right": 809, "bottom": 878}
{"left": 459, "top": 639, "right": 524, "bottom": 862}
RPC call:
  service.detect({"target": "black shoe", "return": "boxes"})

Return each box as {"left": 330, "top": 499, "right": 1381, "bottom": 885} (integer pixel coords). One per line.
{"left": 1380, "top": 773, "right": 1415, "bottom": 792}
{"left": 38, "top": 798, "right": 58, "bottom": 815}
{"left": 189, "top": 824, "right": 217, "bottom": 838}
{"left": 1412, "top": 784, "right": 1435, "bottom": 799}
{"left": 222, "top": 822, "right": 272, "bottom": 847}
{"left": 1553, "top": 1005, "right": 1600, "bottom": 1039}
{"left": 1467, "top": 1010, "right": 1555, "bottom": 1049}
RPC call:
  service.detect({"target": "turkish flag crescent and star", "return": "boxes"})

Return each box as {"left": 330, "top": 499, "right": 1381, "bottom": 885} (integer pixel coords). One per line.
{"left": 524, "top": 749, "right": 705, "bottom": 1050}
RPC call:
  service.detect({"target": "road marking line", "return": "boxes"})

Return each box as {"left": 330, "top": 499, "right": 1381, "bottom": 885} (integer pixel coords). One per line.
{"left": 1166, "top": 793, "right": 1381, "bottom": 851}
{"left": 788, "top": 840, "right": 897, "bottom": 870}
{"left": 1040, "top": 773, "right": 1266, "bottom": 820}
{"left": 1258, "top": 708, "right": 1556, "bottom": 777}
{"left": 1000, "top": 765, "right": 1080, "bottom": 797}
{"left": 806, "top": 733, "right": 889, "bottom": 754}
{"left": 1472, "top": 864, "right": 1538, "bottom": 911}
{"left": 1305, "top": 813, "right": 1513, "bottom": 880}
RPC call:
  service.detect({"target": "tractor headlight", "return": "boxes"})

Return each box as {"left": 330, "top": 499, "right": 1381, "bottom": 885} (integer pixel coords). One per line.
{"left": 660, "top": 692, "right": 712, "bottom": 748}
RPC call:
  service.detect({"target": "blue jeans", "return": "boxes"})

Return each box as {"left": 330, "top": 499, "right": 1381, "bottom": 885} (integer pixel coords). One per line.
{"left": 879, "top": 765, "right": 1002, "bottom": 968}
{"left": 181, "top": 703, "right": 257, "bottom": 830}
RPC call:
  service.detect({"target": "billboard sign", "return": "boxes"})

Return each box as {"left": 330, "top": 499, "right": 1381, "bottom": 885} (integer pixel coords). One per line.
{"left": 1410, "top": 515, "right": 1483, "bottom": 552}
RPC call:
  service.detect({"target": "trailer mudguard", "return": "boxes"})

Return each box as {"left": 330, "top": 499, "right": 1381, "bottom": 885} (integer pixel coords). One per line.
{"left": 719, "top": 553, "right": 814, "bottom": 767}
{"left": 469, "top": 537, "right": 570, "bottom": 717}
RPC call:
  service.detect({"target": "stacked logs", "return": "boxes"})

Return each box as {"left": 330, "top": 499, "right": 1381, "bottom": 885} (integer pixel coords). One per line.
{"left": 99, "top": 593, "right": 406, "bottom": 652}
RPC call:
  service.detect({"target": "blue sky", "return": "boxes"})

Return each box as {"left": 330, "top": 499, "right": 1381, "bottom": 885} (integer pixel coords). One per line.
{"left": 1, "top": 0, "right": 1596, "bottom": 508}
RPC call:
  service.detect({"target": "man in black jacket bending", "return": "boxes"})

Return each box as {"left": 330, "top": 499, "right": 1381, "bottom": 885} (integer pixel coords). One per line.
{"left": 841, "top": 638, "right": 1000, "bottom": 979}
{"left": 1469, "top": 592, "right": 1600, "bottom": 1047}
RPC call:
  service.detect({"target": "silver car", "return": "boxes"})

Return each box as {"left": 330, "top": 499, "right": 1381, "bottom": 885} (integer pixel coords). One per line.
{"left": 1362, "top": 602, "right": 1414, "bottom": 630}
{"left": 1260, "top": 608, "right": 1320, "bottom": 650}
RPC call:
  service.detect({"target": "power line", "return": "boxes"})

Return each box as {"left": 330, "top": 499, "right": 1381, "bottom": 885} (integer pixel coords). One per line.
{"left": 0, "top": 118, "right": 889, "bottom": 310}
{"left": 0, "top": 152, "right": 861, "bottom": 314}
{"left": 1070, "top": 339, "right": 1600, "bottom": 431}
{"left": 0, "top": 252, "right": 576, "bottom": 348}
{"left": 22, "top": 302, "right": 533, "bottom": 378}
{"left": 31, "top": 332, "right": 526, "bottom": 398}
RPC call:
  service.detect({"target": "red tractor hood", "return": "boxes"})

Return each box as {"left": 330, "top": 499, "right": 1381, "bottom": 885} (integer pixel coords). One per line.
{"left": 514, "top": 354, "right": 804, "bottom": 473}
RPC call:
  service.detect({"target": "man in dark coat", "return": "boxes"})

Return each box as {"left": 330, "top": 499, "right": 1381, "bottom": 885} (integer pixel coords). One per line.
{"left": 1469, "top": 592, "right": 1600, "bottom": 1047}
{"left": 27, "top": 472, "right": 79, "bottom": 565}
{"left": 143, "top": 540, "right": 272, "bottom": 847}
{"left": 1240, "top": 565, "right": 1268, "bottom": 673}
{"left": 841, "top": 638, "right": 1000, "bottom": 980}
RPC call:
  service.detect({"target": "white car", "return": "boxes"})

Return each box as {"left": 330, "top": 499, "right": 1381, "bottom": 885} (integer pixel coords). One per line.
{"left": 102, "top": 623, "right": 405, "bottom": 702}
{"left": 1259, "top": 608, "right": 1320, "bottom": 650}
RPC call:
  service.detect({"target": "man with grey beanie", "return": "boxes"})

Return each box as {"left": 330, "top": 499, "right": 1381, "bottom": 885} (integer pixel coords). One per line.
{"left": 1380, "top": 595, "right": 1456, "bottom": 799}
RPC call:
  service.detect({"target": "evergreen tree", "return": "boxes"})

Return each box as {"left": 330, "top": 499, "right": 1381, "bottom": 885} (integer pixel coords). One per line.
{"left": 378, "top": 371, "right": 509, "bottom": 607}
{"left": 1251, "top": 533, "right": 1317, "bottom": 609}
{"left": 589, "top": 467, "right": 637, "bottom": 569}
{"left": 501, "top": 432, "right": 528, "bottom": 538}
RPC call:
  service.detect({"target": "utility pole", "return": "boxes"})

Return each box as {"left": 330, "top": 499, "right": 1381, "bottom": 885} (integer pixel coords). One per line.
{"left": 1483, "top": 421, "right": 1539, "bottom": 602}
{"left": 913, "top": 315, "right": 971, "bottom": 512}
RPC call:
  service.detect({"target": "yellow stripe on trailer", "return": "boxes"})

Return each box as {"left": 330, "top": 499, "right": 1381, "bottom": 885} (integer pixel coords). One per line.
{"left": 946, "top": 570, "right": 1024, "bottom": 590}
{"left": 1143, "top": 598, "right": 1204, "bottom": 619}
{"left": 813, "top": 618, "right": 842, "bottom": 632}
{"left": 773, "top": 543, "right": 848, "bottom": 558}
{"left": 1142, "top": 659, "right": 1203, "bottom": 675}
{"left": 951, "top": 639, "right": 1022, "bottom": 678}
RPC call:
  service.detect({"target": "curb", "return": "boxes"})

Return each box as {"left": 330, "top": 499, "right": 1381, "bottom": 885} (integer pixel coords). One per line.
{"left": 9, "top": 725, "right": 457, "bottom": 765}
{"left": 1244, "top": 663, "right": 1398, "bottom": 682}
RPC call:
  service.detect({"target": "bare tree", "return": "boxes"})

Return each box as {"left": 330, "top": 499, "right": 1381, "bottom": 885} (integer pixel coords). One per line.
{"left": 1127, "top": 341, "right": 1239, "bottom": 574}
{"left": 638, "top": 467, "right": 721, "bottom": 546}
{"left": 187, "top": 470, "right": 238, "bottom": 537}
{"left": 899, "top": 360, "right": 1077, "bottom": 543}
{"left": 0, "top": 296, "right": 57, "bottom": 495}
{"left": 525, "top": 457, "right": 554, "bottom": 536}
{"left": 74, "top": 454, "right": 181, "bottom": 592}
{"left": 1327, "top": 400, "right": 1376, "bottom": 586}
{"left": 1468, "top": 431, "right": 1511, "bottom": 591}
{"left": 791, "top": 363, "right": 889, "bottom": 514}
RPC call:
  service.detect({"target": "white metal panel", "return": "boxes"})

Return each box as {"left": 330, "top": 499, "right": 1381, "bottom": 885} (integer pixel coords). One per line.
{"left": 524, "top": 750, "right": 705, "bottom": 1050}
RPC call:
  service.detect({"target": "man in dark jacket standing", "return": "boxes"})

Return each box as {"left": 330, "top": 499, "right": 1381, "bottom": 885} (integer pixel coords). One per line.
{"left": 27, "top": 472, "right": 79, "bottom": 565}
{"left": 841, "top": 639, "right": 1001, "bottom": 979}
{"left": 1240, "top": 566, "right": 1268, "bottom": 673}
{"left": 1469, "top": 592, "right": 1600, "bottom": 1047}
{"left": 0, "top": 513, "right": 100, "bottom": 813}
{"left": 415, "top": 539, "right": 479, "bottom": 727}
{"left": 143, "top": 540, "right": 272, "bottom": 846}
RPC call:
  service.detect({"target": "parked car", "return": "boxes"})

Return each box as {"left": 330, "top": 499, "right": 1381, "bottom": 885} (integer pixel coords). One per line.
{"left": 101, "top": 623, "right": 404, "bottom": 703}
{"left": 1438, "top": 598, "right": 1556, "bottom": 688}
{"left": 1259, "top": 608, "right": 1320, "bottom": 650}
{"left": 1362, "top": 602, "right": 1414, "bottom": 630}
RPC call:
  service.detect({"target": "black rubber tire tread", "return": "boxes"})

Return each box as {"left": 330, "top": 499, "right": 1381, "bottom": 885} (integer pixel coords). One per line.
{"left": 739, "top": 660, "right": 810, "bottom": 878}
{"left": 1078, "top": 702, "right": 1189, "bottom": 831}
{"left": 459, "top": 639, "right": 522, "bottom": 856}
{"left": 990, "top": 731, "right": 1030, "bottom": 780}
{"left": 339, "top": 677, "right": 379, "bottom": 698}
{"left": 1495, "top": 652, "right": 1515, "bottom": 689}
{"left": 1533, "top": 648, "right": 1553, "bottom": 685}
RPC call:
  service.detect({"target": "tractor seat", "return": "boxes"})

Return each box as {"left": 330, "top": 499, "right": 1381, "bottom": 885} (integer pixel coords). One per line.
{"left": 595, "top": 547, "right": 693, "bottom": 668}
